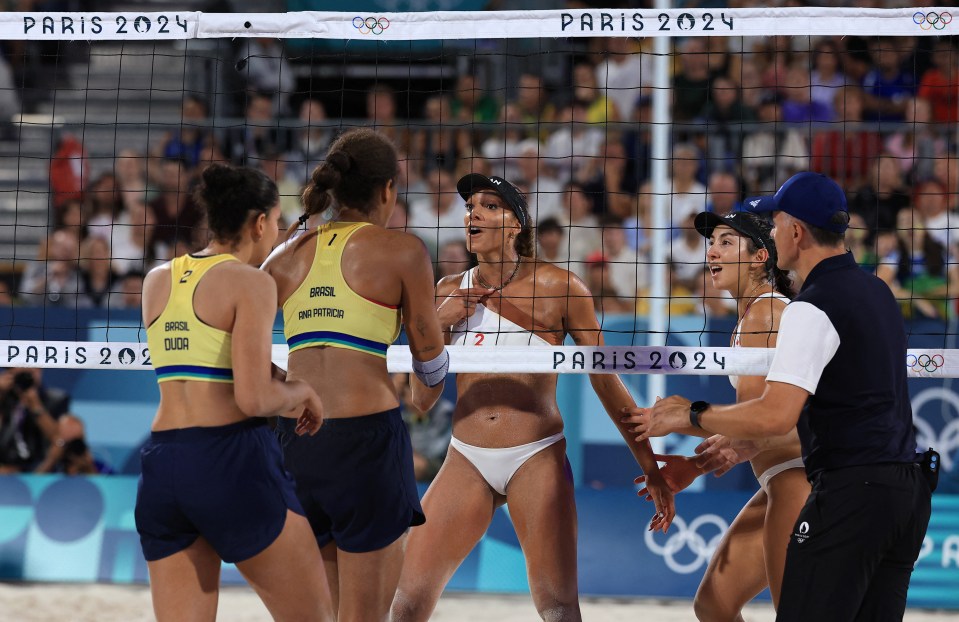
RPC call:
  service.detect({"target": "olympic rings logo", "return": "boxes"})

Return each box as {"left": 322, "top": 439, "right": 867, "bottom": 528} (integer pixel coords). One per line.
{"left": 644, "top": 513, "right": 728, "bottom": 574}
{"left": 352, "top": 16, "right": 390, "bottom": 35}
{"left": 913, "top": 11, "right": 952, "bottom": 30}
{"left": 907, "top": 353, "right": 945, "bottom": 374}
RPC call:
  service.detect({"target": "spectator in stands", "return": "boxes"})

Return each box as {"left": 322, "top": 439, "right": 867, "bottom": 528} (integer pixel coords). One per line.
{"left": 407, "top": 168, "right": 466, "bottom": 257}
{"left": 111, "top": 271, "right": 144, "bottom": 309}
{"left": 735, "top": 56, "right": 765, "bottom": 110}
{"left": 84, "top": 172, "right": 123, "bottom": 238}
{"left": 755, "top": 35, "right": 794, "bottom": 94}
{"left": 625, "top": 180, "right": 654, "bottom": 255}
{"left": 235, "top": 37, "right": 295, "bottom": 115}
{"left": 285, "top": 98, "right": 333, "bottom": 188}
{"left": 580, "top": 137, "right": 633, "bottom": 217}
{"left": 914, "top": 179, "right": 959, "bottom": 252}
{"left": 705, "top": 171, "right": 742, "bottom": 217}
{"left": 0, "top": 49, "right": 19, "bottom": 140}
{"left": 811, "top": 87, "right": 883, "bottom": 190}
{"left": 0, "top": 280, "right": 14, "bottom": 306}
{"left": 594, "top": 37, "right": 650, "bottom": 123}
{"left": 668, "top": 213, "right": 707, "bottom": 294}
{"left": 841, "top": 36, "right": 874, "bottom": 87}
{"left": 396, "top": 149, "right": 430, "bottom": 207}
{"left": 154, "top": 94, "right": 213, "bottom": 169}
{"left": 481, "top": 103, "right": 535, "bottom": 182}
{"left": 845, "top": 212, "right": 877, "bottom": 270}
{"left": 667, "top": 143, "right": 708, "bottom": 231}
{"left": 570, "top": 61, "right": 617, "bottom": 124}
{"left": 515, "top": 142, "right": 562, "bottom": 223}
{"left": 622, "top": 95, "right": 653, "bottom": 191}
{"left": 698, "top": 75, "right": 756, "bottom": 171}
{"left": 255, "top": 150, "right": 302, "bottom": 225}
{"left": 884, "top": 97, "right": 946, "bottom": 184}
{"left": 563, "top": 182, "right": 601, "bottom": 280}
{"left": 781, "top": 63, "right": 832, "bottom": 123}
{"left": 599, "top": 215, "right": 645, "bottom": 300}
{"left": 0, "top": 368, "right": 68, "bottom": 473}
{"left": 877, "top": 208, "right": 958, "bottom": 319}
{"left": 436, "top": 240, "right": 472, "bottom": 281}
{"left": 18, "top": 228, "right": 82, "bottom": 307}
{"left": 195, "top": 143, "right": 229, "bottom": 174}
{"left": 810, "top": 38, "right": 846, "bottom": 121}
{"left": 77, "top": 235, "right": 118, "bottom": 308}
{"left": 56, "top": 198, "right": 87, "bottom": 244}
{"left": 672, "top": 38, "right": 712, "bottom": 123}
{"left": 49, "top": 132, "right": 88, "bottom": 210}
{"left": 393, "top": 374, "right": 454, "bottom": 483}
{"left": 115, "top": 149, "right": 157, "bottom": 205}
{"left": 535, "top": 217, "right": 569, "bottom": 266}
{"left": 365, "top": 84, "right": 407, "bottom": 150}
{"left": 514, "top": 72, "right": 555, "bottom": 139}
{"left": 846, "top": 156, "right": 909, "bottom": 236}
{"left": 97, "top": 187, "right": 157, "bottom": 277}
{"left": 426, "top": 94, "right": 470, "bottom": 172}
{"left": 861, "top": 37, "right": 916, "bottom": 122}
{"left": 933, "top": 156, "right": 959, "bottom": 213}
{"left": 451, "top": 73, "right": 499, "bottom": 124}
{"left": 918, "top": 38, "right": 959, "bottom": 124}
{"left": 223, "top": 91, "right": 290, "bottom": 166}
{"left": 34, "top": 413, "right": 113, "bottom": 475}
{"left": 543, "top": 99, "right": 604, "bottom": 182}
{"left": 148, "top": 158, "right": 204, "bottom": 258}
{"left": 706, "top": 36, "right": 734, "bottom": 80}
{"left": 700, "top": 75, "right": 756, "bottom": 126}
{"left": 585, "top": 252, "right": 632, "bottom": 315}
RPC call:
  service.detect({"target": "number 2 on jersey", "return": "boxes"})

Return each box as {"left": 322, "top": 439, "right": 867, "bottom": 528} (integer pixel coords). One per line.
{"left": 473, "top": 333, "right": 485, "bottom": 346}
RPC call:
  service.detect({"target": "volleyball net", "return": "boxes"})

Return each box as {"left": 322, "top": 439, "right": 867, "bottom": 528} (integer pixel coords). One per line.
{"left": 0, "top": 7, "right": 957, "bottom": 378}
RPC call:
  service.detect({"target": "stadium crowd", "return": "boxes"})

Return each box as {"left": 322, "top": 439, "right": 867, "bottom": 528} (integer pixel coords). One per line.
{"left": 0, "top": 32, "right": 956, "bottom": 321}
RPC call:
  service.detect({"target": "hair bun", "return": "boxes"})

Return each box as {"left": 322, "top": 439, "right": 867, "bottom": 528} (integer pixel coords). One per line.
{"left": 327, "top": 151, "right": 353, "bottom": 174}
{"left": 202, "top": 162, "right": 243, "bottom": 190}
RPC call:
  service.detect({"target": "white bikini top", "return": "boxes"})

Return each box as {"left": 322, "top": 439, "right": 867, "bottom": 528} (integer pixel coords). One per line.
{"left": 729, "top": 292, "right": 790, "bottom": 390}
{"left": 449, "top": 268, "right": 552, "bottom": 347}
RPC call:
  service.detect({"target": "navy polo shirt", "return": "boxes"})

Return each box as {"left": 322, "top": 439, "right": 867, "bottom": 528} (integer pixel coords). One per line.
{"left": 766, "top": 252, "right": 917, "bottom": 476}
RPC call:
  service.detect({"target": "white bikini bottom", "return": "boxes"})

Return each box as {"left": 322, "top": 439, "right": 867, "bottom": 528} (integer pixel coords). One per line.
{"left": 757, "top": 457, "right": 806, "bottom": 493}
{"left": 449, "top": 432, "right": 565, "bottom": 496}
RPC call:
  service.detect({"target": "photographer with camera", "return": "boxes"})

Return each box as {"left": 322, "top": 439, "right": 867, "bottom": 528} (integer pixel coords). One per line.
{"left": 35, "top": 414, "right": 113, "bottom": 475}
{"left": 0, "top": 368, "right": 70, "bottom": 473}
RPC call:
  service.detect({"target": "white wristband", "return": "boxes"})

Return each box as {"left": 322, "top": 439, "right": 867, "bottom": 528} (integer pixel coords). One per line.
{"left": 412, "top": 348, "right": 449, "bottom": 388}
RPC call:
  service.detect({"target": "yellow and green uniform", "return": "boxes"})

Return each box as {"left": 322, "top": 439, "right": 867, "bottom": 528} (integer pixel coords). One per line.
{"left": 146, "top": 254, "right": 237, "bottom": 383}
{"left": 283, "top": 222, "right": 401, "bottom": 358}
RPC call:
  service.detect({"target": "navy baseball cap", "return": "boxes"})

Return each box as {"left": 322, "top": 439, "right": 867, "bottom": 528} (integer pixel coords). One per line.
{"left": 457, "top": 174, "right": 529, "bottom": 230}
{"left": 744, "top": 172, "right": 849, "bottom": 234}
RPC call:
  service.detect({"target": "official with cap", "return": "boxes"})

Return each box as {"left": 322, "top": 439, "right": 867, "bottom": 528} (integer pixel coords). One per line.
{"left": 629, "top": 172, "right": 932, "bottom": 621}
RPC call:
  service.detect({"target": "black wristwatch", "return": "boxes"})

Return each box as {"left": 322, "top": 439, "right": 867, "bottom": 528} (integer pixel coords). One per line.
{"left": 689, "top": 401, "right": 710, "bottom": 429}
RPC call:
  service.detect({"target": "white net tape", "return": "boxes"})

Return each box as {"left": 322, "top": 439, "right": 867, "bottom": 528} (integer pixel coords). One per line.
{"left": 0, "top": 8, "right": 952, "bottom": 41}
{"left": 1, "top": 341, "right": 953, "bottom": 378}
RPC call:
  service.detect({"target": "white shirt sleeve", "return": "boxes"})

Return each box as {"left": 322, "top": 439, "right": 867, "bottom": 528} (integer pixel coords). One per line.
{"left": 766, "top": 301, "right": 841, "bottom": 394}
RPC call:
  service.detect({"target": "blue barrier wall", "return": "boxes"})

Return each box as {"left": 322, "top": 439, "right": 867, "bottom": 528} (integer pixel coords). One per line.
{"left": 0, "top": 476, "right": 956, "bottom": 609}
{"left": 1, "top": 308, "right": 958, "bottom": 607}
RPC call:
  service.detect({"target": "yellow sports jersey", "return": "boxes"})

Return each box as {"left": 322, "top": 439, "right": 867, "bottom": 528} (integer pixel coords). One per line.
{"left": 146, "top": 254, "right": 238, "bottom": 383}
{"left": 283, "top": 222, "right": 401, "bottom": 358}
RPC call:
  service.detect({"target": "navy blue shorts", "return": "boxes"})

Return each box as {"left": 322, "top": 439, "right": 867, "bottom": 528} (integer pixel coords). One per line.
{"left": 135, "top": 418, "right": 304, "bottom": 563}
{"left": 278, "top": 408, "right": 425, "bottom": 553}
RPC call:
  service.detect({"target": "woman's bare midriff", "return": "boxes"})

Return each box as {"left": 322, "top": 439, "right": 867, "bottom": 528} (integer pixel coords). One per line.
{"left": 452, "top": 372, "right": 564, "bottom": 447}
{"left": 151, "top": 381, "right": 247, "bottom": 431}
{"left": 288, "top": 346, "right": 399, "bottom": 419}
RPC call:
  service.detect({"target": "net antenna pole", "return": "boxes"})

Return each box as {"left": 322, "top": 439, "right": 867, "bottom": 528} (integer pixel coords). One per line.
{"left": 647, "top": 0, "right": 672, "bottom": 413}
